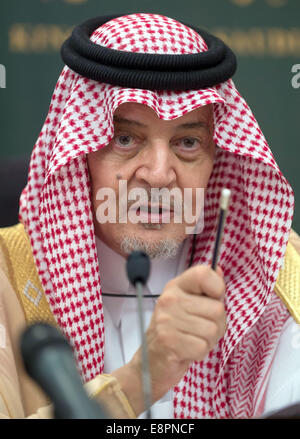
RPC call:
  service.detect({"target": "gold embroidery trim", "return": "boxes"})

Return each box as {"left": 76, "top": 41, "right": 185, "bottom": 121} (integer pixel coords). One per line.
{"left": 274, "top": 241, "right": 300, "bottom": 324}
{"left": 0, "top": 223, "right": 56, "bottom": 327}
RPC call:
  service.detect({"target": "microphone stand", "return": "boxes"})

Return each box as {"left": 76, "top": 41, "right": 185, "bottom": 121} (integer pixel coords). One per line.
{"left": 136, "top": 280, "right": 152, "bottom": 419}
{"left": 127, "top": 251, "right": 152, "bottom": 419}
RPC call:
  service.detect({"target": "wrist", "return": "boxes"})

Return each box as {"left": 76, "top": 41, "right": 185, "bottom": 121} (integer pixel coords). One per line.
{"left": 111, "top": 360, "right": 146, "bottom": 417}
{"left": 84, "top": 373, "right": 136, "bottom": 418}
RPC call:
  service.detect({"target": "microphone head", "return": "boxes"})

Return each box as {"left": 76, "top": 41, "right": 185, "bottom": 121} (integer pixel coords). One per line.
{"left": 20, "top": 322, "right": 71, "bottom": 376}
{"left": 126, "top": 250, "right": 150, "bottom": 286}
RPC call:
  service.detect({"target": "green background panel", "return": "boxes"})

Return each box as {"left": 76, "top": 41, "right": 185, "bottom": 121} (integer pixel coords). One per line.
{"left": 0, "top": 0, "right": 299, "bottom": 227}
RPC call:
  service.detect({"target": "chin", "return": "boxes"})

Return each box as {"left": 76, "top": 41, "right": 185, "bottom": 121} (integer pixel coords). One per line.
{"left": 117, "top": 223, "right": 188, "bottom": 259}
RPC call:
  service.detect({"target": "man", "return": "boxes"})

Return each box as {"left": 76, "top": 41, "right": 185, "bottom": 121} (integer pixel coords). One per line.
{"left": 0, "top": 13, "right": 299, "bottom": 419}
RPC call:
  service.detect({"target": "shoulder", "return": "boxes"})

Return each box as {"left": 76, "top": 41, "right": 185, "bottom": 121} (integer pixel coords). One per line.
{"left": 0, "top": 223, "right": 30, "bottom": 262}
{"left": 274, "top": 228, "right": 300, "bottom": 324}
{"left": 0, "top": 223, "right": 29, "bottom": 314}
{"left": 0, "top": 227, "right": 27, "bottom": 365}
{"left": 0, "top": 223, "right": 56, "bottom": 327}
{"left": 0, "top": 223, "right": 30, "bottom": 290}
{"left": 288, "top": 229, "right": 300, "bottom": 254}
{"left": 0, "top": 224, "right": 24, "bottom": 285}
{"left": 0, "top": 223, "right": 29, "bottom": 251}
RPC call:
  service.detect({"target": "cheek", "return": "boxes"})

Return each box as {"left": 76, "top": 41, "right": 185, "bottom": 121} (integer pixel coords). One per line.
{"left": 202, "top": 158, "right": 214, "bottom": 187}
{"left": 183, "top": 156, "right": 214, "bottom": 190}
{"left": 87, "top": 154, "right": 114, "bottom": 193}
{"left": 88, "top": 165, "right": 124, "bottom": 216}
{"left": 88, "top": 166, "right": 102, "bottom": 197}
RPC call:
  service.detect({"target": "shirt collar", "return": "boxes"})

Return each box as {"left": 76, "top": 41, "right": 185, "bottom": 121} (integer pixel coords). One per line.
{"left": 95, "top": 235, "right": 191, "bottom": 327}
{"left": 96, "top": 237, "right": 130, "bottom": 294}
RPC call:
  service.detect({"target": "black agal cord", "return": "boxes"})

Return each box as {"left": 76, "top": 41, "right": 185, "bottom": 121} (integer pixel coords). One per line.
{"left": 61, "top": 14, "right": 237, "bottom": 91}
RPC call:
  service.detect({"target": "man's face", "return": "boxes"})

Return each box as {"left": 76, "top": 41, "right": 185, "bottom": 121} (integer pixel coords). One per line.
{"left": 87, "top": 102, "right": 215, "bottom": 258}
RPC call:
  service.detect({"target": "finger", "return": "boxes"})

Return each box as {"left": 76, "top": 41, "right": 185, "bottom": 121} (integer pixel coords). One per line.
{"left": 157, "top": 288, "right": 226, "bottom": 324}
{"left": 168, "top": 332, "right": 212, "bottom": 363}
{"left": 180, "top": 293, "right": 226, "bottom": 322}
{"left": 155, "top": 294, "right": 226, "bottom": 350}
{"left": 172, "top": 314, "right": 226, "bottom": 348}
{"left": 164, "top": 265, "right": 225, "bottom": 300}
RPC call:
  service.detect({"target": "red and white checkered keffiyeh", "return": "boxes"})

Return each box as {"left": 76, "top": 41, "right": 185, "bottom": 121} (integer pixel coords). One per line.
{"left": 19, "top": 13, "right": 294, "bottom": 418}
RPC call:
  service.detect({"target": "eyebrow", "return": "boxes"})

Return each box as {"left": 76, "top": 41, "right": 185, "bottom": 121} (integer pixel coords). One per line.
{"left": 113, "top": 116, "right": 209, "bottom": 131}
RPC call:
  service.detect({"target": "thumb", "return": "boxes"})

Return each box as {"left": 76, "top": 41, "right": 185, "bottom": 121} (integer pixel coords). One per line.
{"left": 215, "top": 265, "right": 225, "bottom": 304}
{"left": 215, "top": 265, "right": 224, "bottom": 279}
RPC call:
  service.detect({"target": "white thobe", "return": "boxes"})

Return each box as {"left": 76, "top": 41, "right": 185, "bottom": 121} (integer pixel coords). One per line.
{"left": 96, "top": 236, "right": 300, "bottom": 419}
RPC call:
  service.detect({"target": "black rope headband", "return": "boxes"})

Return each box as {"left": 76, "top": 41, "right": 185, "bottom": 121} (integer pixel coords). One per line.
{"left": 61, "top": 14, "right": 237, "bottom": 91}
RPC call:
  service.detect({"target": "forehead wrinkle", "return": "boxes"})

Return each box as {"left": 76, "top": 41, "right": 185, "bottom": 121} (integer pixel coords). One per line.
{"left": 113, "top": 116, "right": 210, "bottom": 131}
{"left": 175, "top": 121, "right": 209, "bottom": 130}
{"left": 113, "top": 115, "right": 147, "bottom": 128}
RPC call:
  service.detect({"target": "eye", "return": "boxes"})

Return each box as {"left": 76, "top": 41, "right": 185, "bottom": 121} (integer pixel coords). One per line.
{"left": 174, "top": 137, "right": 202, "bottom": 150}
{"left": 181, "top": 137, "right": 199, "bottom": 148}
{"left": 115, "top": 135, "right": 135, "bottom": 147}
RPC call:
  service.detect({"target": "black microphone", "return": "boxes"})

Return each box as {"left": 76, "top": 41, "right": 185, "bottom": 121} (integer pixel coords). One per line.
{"left": 126, "top": 250, "right": 152, "bottom": 419}
{"left": 127, "top": 250, "right": 150, "bottom": 287}
{"left": 20, "top": 322, "right": 109, "bottom": 419}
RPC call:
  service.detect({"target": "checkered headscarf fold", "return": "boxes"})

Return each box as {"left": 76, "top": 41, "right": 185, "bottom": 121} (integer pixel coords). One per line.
{"left": 19, "top": 13, "right": 294, "bottom": 418}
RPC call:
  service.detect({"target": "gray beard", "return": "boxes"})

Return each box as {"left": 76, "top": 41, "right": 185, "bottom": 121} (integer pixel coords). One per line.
{"left": 120, "top": 236, "right": 182, "bottom": 260}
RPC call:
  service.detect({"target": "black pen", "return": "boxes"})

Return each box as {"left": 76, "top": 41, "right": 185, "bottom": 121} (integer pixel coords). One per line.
{"left": 211, "top": 188, "right": 231, "bottom": 271}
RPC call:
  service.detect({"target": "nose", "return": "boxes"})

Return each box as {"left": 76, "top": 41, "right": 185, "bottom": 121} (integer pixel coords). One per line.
{"left": 135, "top": 142, "right": 176, "bottom": 188}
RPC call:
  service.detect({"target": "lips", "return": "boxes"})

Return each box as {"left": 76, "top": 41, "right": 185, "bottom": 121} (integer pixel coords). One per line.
{"left": 129, "top": 204, "right": 174, "bottom": 223}
{"left": 138, "top": 204, "right": 174, "bottom": 214}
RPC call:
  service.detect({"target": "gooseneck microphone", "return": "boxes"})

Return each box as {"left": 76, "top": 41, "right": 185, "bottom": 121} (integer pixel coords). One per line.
{"left": 20, "top": 323, "right": 108, "bottom": 419}
{"left": 126, "top": 251, "right": 152, "bottom": 419}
